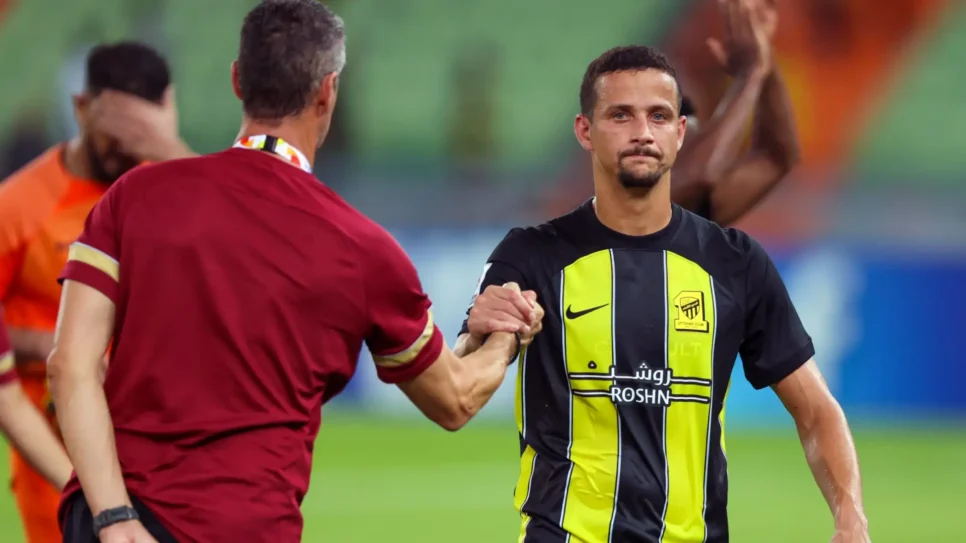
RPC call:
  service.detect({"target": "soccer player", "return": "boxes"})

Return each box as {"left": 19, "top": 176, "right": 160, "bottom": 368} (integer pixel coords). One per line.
{"left": 671, "top": 0, "right": 799, "bottom": 225}
{"left": 0, "top": 42, "right": 191, "bottom": 543}
{"left": 458, "top": 46, "right": 869, "bottom": 542}
{"left": 47, "top": 2, "right": 534, "bottom": 542}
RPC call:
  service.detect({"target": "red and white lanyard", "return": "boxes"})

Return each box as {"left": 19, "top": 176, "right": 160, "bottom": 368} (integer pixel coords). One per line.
{"left": 233, "top": 135, "right": 312, "bottom": 173}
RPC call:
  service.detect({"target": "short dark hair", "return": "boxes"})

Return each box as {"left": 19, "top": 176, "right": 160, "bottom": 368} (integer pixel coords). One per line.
{"left": 579, "top": 45, "right": 681, "bottom": 118}
{"left": 680, "top": 95, "right": 696, "bottom": 117}
{"left": 238, "top": 0, "right": 346, "bottom": 120}
{"left": 85, "top": 41, "right": 171, "bottom": 103}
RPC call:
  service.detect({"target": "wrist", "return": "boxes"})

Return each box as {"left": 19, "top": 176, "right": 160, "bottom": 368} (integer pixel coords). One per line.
{"left": 737, "top": 65, "right": 769, "bottom": 85}
{"left": 92, "top": 501, "right": 133, "bottom": 518}
{"left": 92, "top": 504, "right": 139, "bottom": 537}
{"left": 482, "top": 332, "right": 520, "bottom": 363}
{"left": 834, "top": 500, "right": 867, "bottom": 528}
{"left": 97, "top": 519, "right": 143, "bottom": 543}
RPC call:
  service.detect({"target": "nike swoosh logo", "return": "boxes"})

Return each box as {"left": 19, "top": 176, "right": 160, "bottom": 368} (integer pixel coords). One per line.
{"left": 565, "top": 304, "right": 608, "bottom": 319}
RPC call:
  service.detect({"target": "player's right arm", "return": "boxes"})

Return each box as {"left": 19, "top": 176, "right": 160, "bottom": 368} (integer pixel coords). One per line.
{"left": 0, "top": 318, "right": 72, "bottom": 490}
{"left": 362, "top": 229, "right": 525, "bottom": 431}
{"left": 90, "top": 87, "right": 196, "bottom": 162}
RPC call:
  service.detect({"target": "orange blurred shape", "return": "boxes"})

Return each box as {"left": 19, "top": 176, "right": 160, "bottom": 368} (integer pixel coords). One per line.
{"left": 666, "top": 0, "right": 952, "bottom": 239}
{"left": 670, "top": 0, "right": 950, "bottom": 180}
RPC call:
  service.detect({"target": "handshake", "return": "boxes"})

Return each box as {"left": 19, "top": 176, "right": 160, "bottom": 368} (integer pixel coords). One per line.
{"left": 465, "top": 282, "right": 545, "bottom": 350}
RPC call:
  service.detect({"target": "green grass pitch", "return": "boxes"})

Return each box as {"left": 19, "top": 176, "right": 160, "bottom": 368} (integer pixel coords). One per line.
{"left": 1, "top": 415, "right": 963, "bottom": 542}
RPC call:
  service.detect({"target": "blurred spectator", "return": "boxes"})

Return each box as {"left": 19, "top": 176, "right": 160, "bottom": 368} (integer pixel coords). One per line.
{"left": 448, "top": 42, "right": 500, "bottom": 185}
{"left": 0, "top": 108, "right": 50, "bottom": 179}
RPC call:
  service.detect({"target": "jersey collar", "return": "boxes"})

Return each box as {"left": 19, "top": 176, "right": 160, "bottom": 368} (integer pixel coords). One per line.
{"left": 583, "top": 198, "right": 683, "bottom": 248}
{"left": 233, "top": 135, "right": 312, "bottom": 173}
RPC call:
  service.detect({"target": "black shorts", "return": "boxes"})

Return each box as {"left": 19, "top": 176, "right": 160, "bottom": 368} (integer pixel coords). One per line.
{"left": 61, "top": 492, "right": 178, "bottom": 543}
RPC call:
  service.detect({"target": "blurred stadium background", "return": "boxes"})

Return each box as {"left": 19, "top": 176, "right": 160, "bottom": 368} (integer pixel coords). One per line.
{"left": 1, "top": 0, "right": 965, "bottom": 541}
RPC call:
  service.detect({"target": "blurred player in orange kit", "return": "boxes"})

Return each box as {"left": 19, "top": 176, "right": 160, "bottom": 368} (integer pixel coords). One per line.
{"left": 0, "top": 41, "right": 193, "bottom": 543}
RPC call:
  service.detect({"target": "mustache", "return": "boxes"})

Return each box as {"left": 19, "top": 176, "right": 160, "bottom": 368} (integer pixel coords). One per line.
{"left": 618, "top": 147, "right": 662, "bottom": 160}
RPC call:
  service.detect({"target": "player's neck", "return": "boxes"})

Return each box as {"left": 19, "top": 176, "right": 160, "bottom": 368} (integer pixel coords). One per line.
{"left": 593, "top": 175, "right": 673, "bottom": 237}
{"left": 62, "top": 138, "right": 96, "bottom": 182}
{"left": 236, "top": 117, "right": 317, "bottom": 170}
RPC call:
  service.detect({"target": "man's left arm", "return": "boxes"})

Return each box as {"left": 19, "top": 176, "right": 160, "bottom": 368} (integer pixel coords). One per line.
{"left": 773, "top": 360, "right": 868, "bottom": 540}
{"left": 739, "top": 236, "right": 868, "bottom": 541}
{"left": 707, "top": 70, "right": 799, "bottom": 225}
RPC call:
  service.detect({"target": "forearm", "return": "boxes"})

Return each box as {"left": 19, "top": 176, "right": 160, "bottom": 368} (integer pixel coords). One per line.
{"left": 672, "top": 69, "right": 767, "bottom": 208}
{"left": 751, "top": 70, "right": 799, "bottom": 170}
{"left": 452, "top": 334, "right": 516, "bottom": 420}
{"left": 0, "top": 385, "right": 72, "bottom": 489}
{"left": 404, "top": 332, "right": 516, "bottom": 431}
{"left": 701, "top": 72, "right": 799, "bottom": 225}
{"left": 51, "top": 372, "right": 130, "bottom": 513}
{"left": 796, "top": 399, "right": 866, "bottom": 526}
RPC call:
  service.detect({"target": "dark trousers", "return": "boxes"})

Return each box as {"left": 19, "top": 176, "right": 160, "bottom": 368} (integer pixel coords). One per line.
{"left": 62, "top": 492, "right": 178, "bottom": 543}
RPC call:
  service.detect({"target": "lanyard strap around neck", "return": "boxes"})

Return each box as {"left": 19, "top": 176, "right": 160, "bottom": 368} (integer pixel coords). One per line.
{"left": 233, "top": 135, "right": 312, "bottom": 173}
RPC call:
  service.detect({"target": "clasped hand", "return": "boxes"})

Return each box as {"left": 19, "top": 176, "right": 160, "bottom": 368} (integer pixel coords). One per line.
{"left": 466, "top": 282, "right": 544, "bottom": 347}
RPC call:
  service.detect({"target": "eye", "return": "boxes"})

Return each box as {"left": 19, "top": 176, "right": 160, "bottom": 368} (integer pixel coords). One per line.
{"left": 652, "top": 112, "right": 667, "bottom": 121}
{"left": 613, "top": 111, "right": 629, "bottom": 121}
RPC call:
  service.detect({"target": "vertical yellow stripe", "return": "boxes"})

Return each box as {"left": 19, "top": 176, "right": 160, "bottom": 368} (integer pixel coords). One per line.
{"left": 515, "top": 346, "right": 527, "bottom": 435}
{"left": 513, "top": 445, "right": 537, "bottom": 510}
{"left": 661, "top": 251, "right": 716, "bottom": 543}
{"left": 518, "top": 513, "right": 532, "bottom": 543}
{"left": 514, "top": 346, "right": 536, "bottom": 512}
{"left": 0, "top": 352, "right": 13, "bottom": 374}
{"left": 720, "top": 383, "right": 730, "bottom": 456}
{"left": 561, "top": 250, "right": 618, "bottom": 543}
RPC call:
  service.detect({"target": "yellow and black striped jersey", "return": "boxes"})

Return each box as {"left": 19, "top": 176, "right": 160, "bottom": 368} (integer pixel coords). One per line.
{"left": 461, "top": 199, "right": 813, "bottom": 543}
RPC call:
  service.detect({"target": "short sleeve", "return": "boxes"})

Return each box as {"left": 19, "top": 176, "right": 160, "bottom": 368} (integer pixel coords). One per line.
{"left": 0, "top": 318, "right": 15, "bottom": 385}
{"left": 458, "top": 228, "right": 532, "bottom": 336}
{"left": 58, "top": 184, "right": 121, "bottom": 303}
{"left": 364, "top": 230, "right": 444, "bottom": 384}
{"left": 738, "top": 237, "right": 814, "bottom": 389}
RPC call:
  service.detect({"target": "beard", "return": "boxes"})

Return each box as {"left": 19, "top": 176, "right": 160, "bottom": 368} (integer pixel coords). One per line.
{"left": 85, "top": 140, "right": 137, "bottom": 184}
{"left": 616, "top": 148, "right": 669, "bottom": 189}
{"left": 618, "top": 165, "right": 667, "bottom": 189}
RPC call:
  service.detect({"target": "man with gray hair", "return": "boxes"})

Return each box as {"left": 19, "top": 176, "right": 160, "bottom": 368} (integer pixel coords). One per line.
{"left": 49, "top": 1, "right": 531, "bottom": 542}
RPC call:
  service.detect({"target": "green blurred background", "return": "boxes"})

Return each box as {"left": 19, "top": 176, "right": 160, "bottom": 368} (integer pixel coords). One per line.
{"left": 3, "top": 417, "right": 964, "bottom": 542}
{"left": 2, "top": 0, "right": 966, "bottom": 541}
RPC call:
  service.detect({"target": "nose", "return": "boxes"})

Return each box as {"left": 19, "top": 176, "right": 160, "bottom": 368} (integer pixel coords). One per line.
{"left": 629, "top": 117, "right": 656, "bottom": 145}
